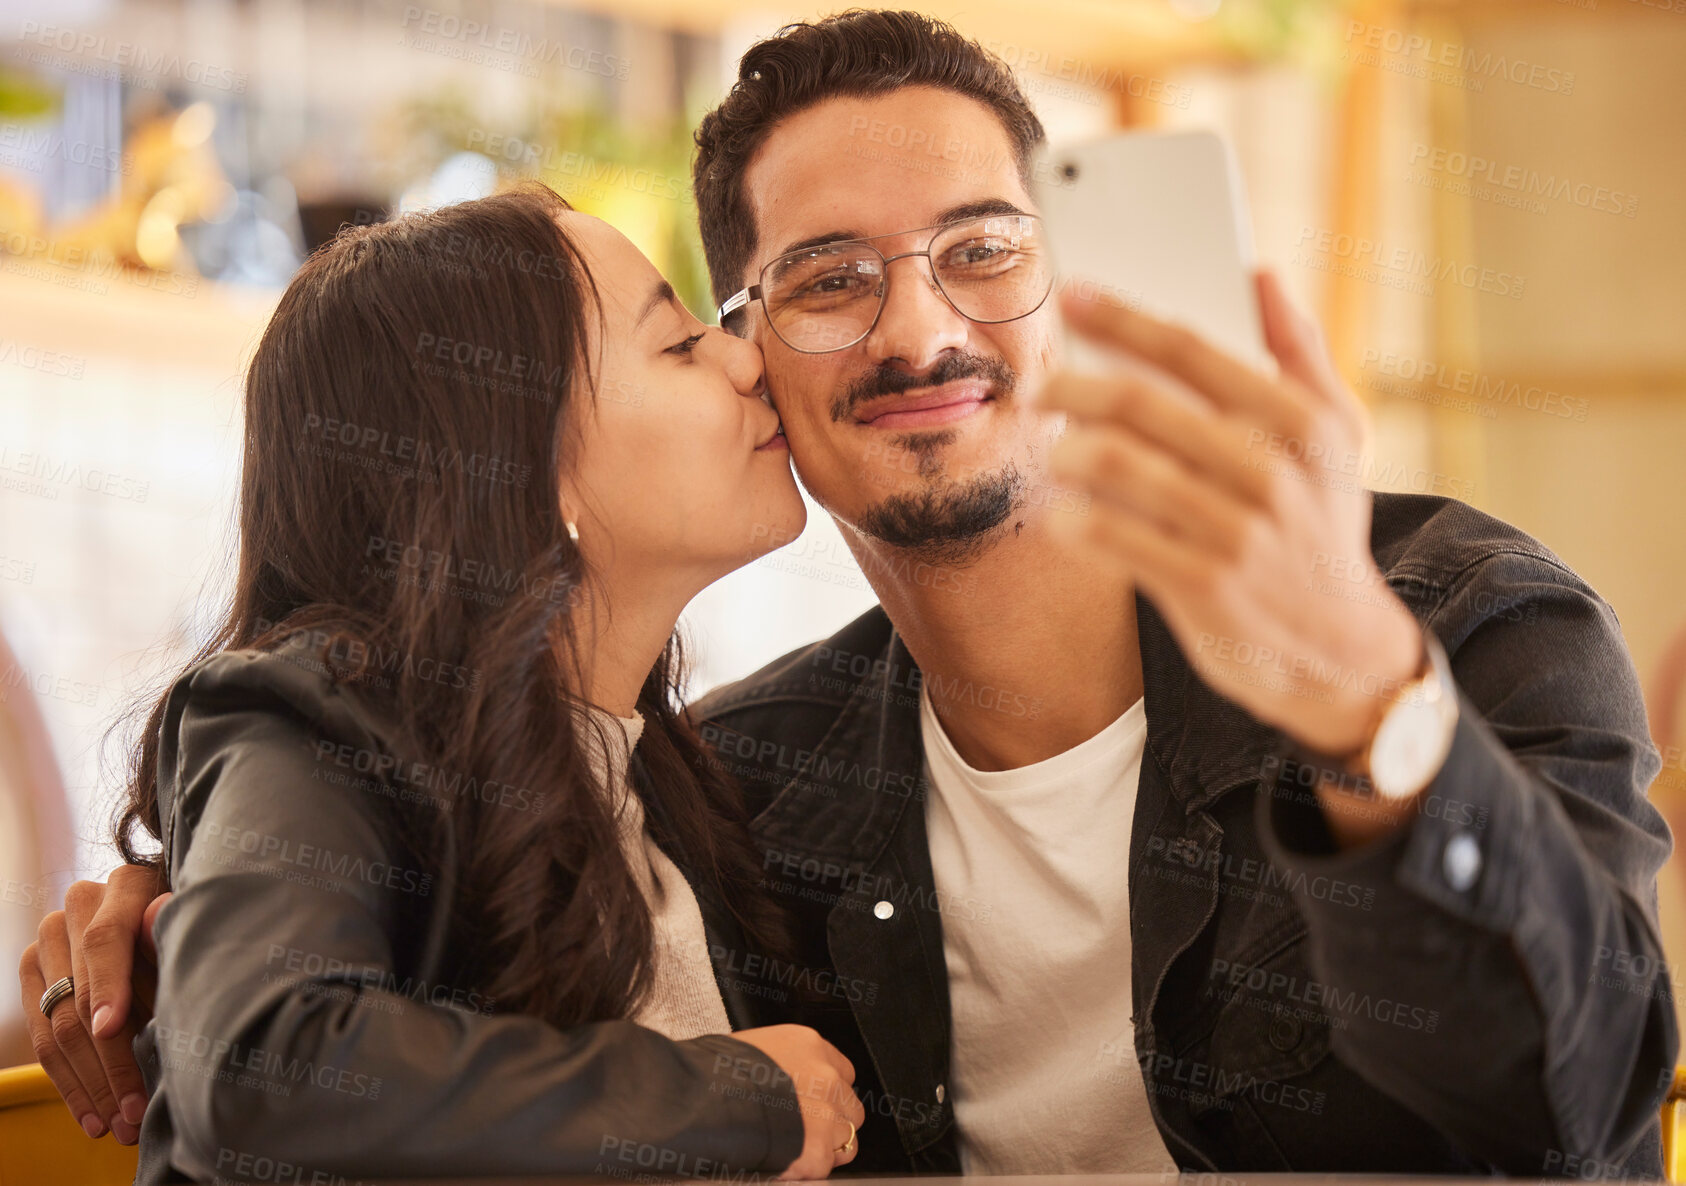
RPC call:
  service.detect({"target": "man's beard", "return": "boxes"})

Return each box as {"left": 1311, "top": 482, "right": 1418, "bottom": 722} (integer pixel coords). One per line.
{"left": 857, "top": 458, "right": 1023, "bottom": 566}
{"left": 843, "top": 350, "right": 1023, "bottom": 565}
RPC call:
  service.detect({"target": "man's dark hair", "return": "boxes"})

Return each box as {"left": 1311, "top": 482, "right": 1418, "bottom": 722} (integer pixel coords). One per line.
{"left": 692, "top": 8, "right": 1045, "bottom": 310}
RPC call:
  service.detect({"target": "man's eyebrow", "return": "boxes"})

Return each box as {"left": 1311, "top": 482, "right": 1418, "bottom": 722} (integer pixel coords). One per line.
{"left": 932, "top": 197, "right": 1032, "bottom": 225}
{"left": 771, "top": 198, "right": 1032, "bottom": 259}
{"left": 636, "top": 279, "right": 678, "bottom": 329}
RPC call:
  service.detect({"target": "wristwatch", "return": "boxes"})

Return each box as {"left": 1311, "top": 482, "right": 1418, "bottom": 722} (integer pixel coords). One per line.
{"left": 1332, "top": 628, "right": 1460, "bottom": 802}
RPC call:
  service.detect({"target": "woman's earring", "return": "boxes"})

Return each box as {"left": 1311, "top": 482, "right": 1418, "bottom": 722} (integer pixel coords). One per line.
{"left": 566, "top": 520, "right": 580, "bottom": 543}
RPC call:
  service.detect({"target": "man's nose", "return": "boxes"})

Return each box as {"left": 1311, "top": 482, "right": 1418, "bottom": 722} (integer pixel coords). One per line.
{"left": 716, "top": 326, "right": 769, "bottom": 401}
{"left": 864, "top": 256, "right": 969, "bottom": 372}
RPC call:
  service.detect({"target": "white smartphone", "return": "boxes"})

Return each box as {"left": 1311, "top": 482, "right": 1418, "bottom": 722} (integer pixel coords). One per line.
{"left": 1030, "top": 129, "right": 1269, "bottom": 374}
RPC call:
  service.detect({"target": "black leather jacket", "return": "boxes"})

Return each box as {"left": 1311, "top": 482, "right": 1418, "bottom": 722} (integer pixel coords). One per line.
{"left": 132, "top": 643, "right": 805, "bottom": 1184}
{"left": 690, "top": 492, "right": 1678, "bottom": 1178}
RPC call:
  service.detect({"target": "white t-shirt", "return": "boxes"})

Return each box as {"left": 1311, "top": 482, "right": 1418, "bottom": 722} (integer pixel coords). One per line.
{"left": 920, "top": 685, "right": 1175, "bottom": 1174}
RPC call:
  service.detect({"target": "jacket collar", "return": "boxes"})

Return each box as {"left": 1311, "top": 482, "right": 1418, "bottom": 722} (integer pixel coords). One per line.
{"left": 753, "top": 588, "right": 1282, "bottom": 870}
{"left": 749, "top": 621, "right": 924, "bottom": 872}
{"left": 1134, "top": 590, "right": 1286, "bottom": 813}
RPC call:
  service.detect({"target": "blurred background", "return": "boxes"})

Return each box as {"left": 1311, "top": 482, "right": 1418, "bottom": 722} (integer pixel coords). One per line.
{"left": 0, "top": 0, "right": 1682, "bottom": 1065}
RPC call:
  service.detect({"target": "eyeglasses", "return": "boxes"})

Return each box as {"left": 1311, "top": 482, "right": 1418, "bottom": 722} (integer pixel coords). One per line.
{"left": 717, "top": 213, "right": 1054, "bottom": 354}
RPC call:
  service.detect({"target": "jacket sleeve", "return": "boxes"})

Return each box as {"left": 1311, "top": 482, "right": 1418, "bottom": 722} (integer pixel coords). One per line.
{"left": 1256, "top": 547, "right": 1677, "bottom": 1174}
{"left": 147, "top": 653, "right": 805, "bottom": 1183}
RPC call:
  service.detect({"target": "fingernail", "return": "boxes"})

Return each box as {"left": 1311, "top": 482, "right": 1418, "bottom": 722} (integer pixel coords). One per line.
{"left": 92, "top": 1006, "right": 112, "bottom": 1034}
{"left": 111, "top": 1117, "right": 138, "bottom": 1144}
{"left": 121, "top": 1093, "right": 146, "bottom": 1124}
{"left": 80, "top": 1113, "right": 105, "bottom": 1138}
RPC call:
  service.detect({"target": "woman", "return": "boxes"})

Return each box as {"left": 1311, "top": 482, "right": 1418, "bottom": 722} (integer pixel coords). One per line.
{"left": 17, "top": 185, "right": 864, "bottom": 1183}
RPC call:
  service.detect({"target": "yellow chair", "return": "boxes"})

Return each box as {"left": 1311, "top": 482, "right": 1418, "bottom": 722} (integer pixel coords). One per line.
{"left": 0, "top": 1062, "right": 140, "bottom": 1186}
{"left": 1666, "top": 1066, "right": 1686, "bottom": 1184}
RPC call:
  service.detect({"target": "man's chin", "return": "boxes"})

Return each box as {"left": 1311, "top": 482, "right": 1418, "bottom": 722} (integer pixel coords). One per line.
{"left": 852, "top": 466, "right": 1022, "bottom": 565}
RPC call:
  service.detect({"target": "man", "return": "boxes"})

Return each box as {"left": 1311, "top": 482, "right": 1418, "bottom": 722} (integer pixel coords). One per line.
{"left": 26, "top": 10, "right": 1676, "bottom": 1176}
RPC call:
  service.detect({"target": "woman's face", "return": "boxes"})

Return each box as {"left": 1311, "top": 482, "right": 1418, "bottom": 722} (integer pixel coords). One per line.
{"left": 558, "top": 213, "right": 805, "bottom": 597}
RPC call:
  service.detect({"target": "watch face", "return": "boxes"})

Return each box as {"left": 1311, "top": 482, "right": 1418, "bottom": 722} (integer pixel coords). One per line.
{"left": 1371, "top": 700, "right": 1444, "bottom": 799}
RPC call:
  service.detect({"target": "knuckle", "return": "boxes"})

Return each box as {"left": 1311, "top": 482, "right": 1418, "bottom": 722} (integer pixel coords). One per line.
{"left": 1259, "top": 471, "right": 1293, "bottom": 515}
{"left": 1104, "top": 377, "right": 1141, "bottom": 418}
{"left": 1183, "top": 560, "right": 1226, "bottom": 603}
{"left": 1158, "top": 324, "right": 1200, "bottom": 368}
{"left": 18, "top": 942, "right": 38, "bottom": 977}
{"left": 49, "top": 1008, "right": 83, "bottom": 1045}
{"left": 81, "top": 918, "right": 127, "bottom": 953}
{"left": 37, "top": 911, "right": 66, "bottom": 945}
{"left": 1234, "top": 513, "right": 1272, "bottom": 564}
{"left": 64, "top": 880, "right": 103, "bottom": 914}
{"left": 112, "top": 865, "right": 154, "bottom": 889}
{"left": 1092, "top": 438, "right": 1131, "bottom": 485}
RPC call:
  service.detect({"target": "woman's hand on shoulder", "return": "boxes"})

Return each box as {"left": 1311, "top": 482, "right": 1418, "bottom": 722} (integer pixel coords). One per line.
{"left": 733, "top": 1024, "right": 865, "bottom": 1179}
{"left": 17, "top": 864, "right": 170, "bottom": 1144}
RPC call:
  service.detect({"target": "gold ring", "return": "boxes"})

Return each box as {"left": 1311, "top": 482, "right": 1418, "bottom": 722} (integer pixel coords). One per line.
{"left": 39, "top": 976, "right": 74, "bottom": 1019}
{"left": 836, "top": 1120, "right": 857, "bottom": 1156}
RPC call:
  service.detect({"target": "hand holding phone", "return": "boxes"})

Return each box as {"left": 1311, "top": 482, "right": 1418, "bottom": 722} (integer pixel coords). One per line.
{"left": 1030, "top": 129, "right": 1268, "bottom": 376}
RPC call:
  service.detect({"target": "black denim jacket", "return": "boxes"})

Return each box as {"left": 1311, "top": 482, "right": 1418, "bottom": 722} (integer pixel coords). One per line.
{"left": 691, "top": 491, "right": 1678, "bottom": 1177}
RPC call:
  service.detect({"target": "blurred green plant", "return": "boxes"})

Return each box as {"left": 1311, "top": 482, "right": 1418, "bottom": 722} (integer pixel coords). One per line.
{"left": 0, "top": 67, "right": 60, "bottom": 119}
{"left": 387, "top": 89, "right": 712, "bottom": 317}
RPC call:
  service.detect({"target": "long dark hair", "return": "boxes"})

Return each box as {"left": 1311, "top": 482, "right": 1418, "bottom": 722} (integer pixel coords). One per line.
{"left": 115, "top": 185, "right": 783, "bottom": 1027}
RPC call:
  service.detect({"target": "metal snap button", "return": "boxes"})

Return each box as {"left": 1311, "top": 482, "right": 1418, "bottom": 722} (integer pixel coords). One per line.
{"left": 873, "top": 900, "right": 894, "bottom": 920}
{"left": 1443, "top": 832, "right": 1482, "bottom": 892}
{"left": 1268, "top": 1009, "right": 1302, "bottom": 1052}
{"left": 935, "top": 1083, "right": 945, "bottom": 1103}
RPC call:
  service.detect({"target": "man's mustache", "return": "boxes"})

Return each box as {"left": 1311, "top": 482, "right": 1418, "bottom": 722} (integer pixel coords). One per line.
{"left": 830, "top": 352, "right": 1018, "bottom": 423}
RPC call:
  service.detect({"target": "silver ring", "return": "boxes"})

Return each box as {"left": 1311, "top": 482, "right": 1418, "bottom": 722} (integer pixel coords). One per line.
{"left": 39, "top": 976, "right": 74, "bottom": 1019}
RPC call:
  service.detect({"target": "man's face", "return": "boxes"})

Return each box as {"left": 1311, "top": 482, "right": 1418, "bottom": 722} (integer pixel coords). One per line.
{"left": 740, "top": 85, "right": 1063, "bottom": 560}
